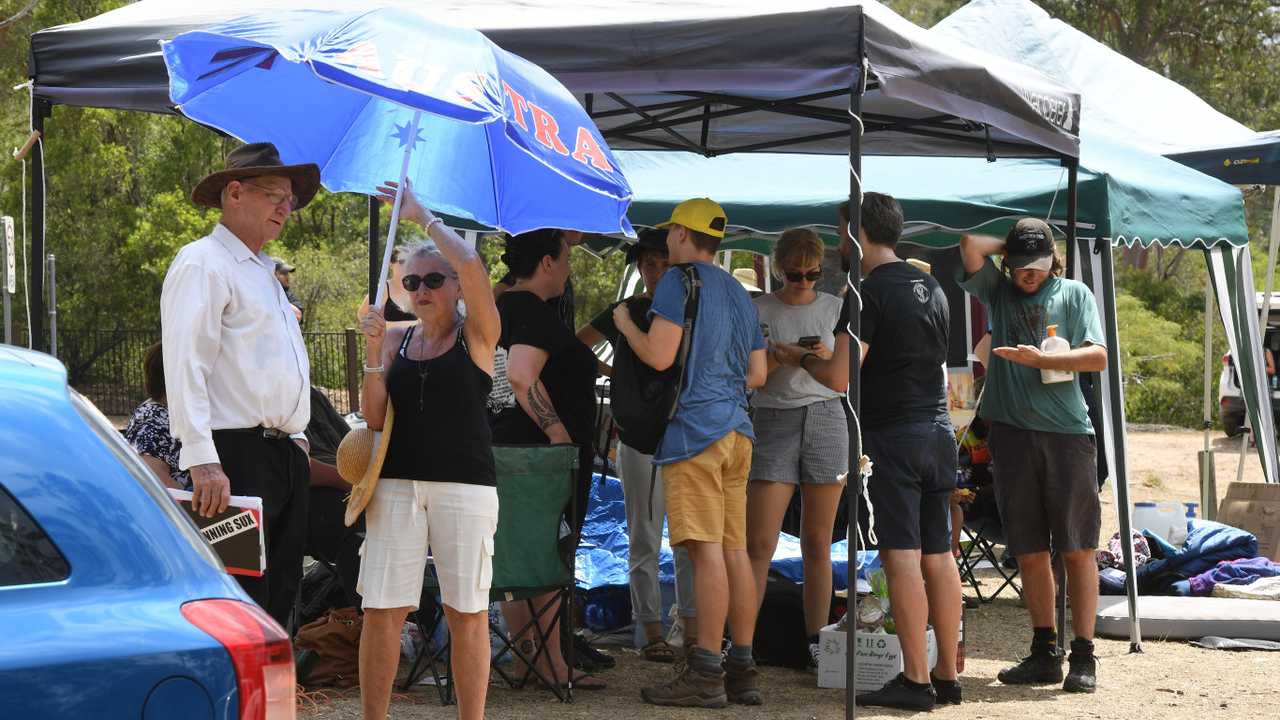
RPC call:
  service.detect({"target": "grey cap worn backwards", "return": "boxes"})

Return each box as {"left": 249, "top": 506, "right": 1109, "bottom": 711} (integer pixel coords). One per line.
{"left": 1004, "top": 217, "right": 1056, "bottom": 272}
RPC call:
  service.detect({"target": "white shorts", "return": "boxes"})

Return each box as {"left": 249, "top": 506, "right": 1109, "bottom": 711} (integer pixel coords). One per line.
{"left": 357, "top": 478, "right": 499, "bottom": 614}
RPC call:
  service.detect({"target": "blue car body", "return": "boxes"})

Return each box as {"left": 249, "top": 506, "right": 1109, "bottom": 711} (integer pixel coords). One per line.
{"left": 0, "top": 346, "right": 247, "bottom": 719}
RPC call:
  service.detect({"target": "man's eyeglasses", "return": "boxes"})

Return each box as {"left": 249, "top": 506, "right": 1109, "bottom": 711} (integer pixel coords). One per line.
{"left": 242, "top": 181, "right": 299, "bottom": 210}
{"left": 402, "top": 273, "right": 450, "bottom": 291}
{"left": 785, "top": 270, "right": 823, "bottom": 282}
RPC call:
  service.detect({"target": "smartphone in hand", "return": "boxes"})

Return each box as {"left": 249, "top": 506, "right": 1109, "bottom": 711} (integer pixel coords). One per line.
{"left": 797, "top": 335, "right": 822, "bottom": 348}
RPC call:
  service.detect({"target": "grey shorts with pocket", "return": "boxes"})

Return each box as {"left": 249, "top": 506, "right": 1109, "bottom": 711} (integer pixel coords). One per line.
{"left": 749, "top": 398, "right": 849, "bottom": 485}
{"left": 986, "top": 422, "right": 1101, "bottom": 557}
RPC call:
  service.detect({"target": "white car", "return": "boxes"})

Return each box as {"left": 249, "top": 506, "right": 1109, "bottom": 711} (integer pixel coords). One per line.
{"left": 1217, "top": 293, "right": 1280, "bottom": 436}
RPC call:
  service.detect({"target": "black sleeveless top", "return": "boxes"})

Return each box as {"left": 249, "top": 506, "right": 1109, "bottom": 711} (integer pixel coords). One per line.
{"left": 380, "top": 324, "right": 496, "bottom": 486}
{"left": 384, "top": 293, "right": 417, "bottom": 322}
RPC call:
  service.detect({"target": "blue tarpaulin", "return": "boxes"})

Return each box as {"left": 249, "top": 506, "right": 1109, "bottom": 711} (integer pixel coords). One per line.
{"left": 575, "top": 474, "right": 878, "bottom": 592}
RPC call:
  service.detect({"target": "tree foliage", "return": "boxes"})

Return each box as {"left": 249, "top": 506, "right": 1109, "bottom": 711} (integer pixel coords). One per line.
{"left": 3, "top": 0, "right": 1280, "bottom": 429}
{"left": 1115, "top": 290, "right": 1207, "bottom": 427}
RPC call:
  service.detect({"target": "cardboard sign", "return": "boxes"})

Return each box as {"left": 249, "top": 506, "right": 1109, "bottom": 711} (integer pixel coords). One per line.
{"left": 167, "top": 488, "right": 266, "bottom": 576}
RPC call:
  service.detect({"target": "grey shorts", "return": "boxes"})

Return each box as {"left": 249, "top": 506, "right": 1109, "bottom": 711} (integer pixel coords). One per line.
{"left": 986, "top": 422, "right": 1101, "bottom": 557}
{"left": 749, "top": 398, "right": 849, "bottom": 485}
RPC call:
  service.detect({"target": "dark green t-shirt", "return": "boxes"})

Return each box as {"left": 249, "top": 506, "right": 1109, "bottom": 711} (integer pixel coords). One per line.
{"left": 959, "top": 261, "right": 1104, "bottom": 435}
{"left": 589, "top": 296, "right": 653, "bottom": 343}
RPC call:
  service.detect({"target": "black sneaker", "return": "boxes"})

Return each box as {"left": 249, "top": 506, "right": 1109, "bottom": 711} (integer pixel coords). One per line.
{"left": 569, "top": 632, "right": 616, "bottom": 672}
{"left": 930, "top": 673, "right": 962, "bottom": 705}
{"left": 997, "top": 649, "right": 1063, "bottom": 685}
{"left": 855, "top": 673, "right": 936, "bottom": 712}
{"left": 1063, "top": 639, "right": 1097, "bottom": 694}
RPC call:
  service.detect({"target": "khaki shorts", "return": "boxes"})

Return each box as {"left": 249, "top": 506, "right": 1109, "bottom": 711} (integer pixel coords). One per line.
{"left": 663, "top": 431, "right": 753, "bottom": 550}
{"left": 358, "top": 478, "right": 498, "bottom": 614}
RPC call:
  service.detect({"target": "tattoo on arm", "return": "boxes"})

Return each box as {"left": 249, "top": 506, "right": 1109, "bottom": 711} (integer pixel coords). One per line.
{"left": 527, "top": 382, "right": 562, "bottom": 431}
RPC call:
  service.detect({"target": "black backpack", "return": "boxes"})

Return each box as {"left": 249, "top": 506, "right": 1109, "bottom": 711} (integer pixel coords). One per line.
{"left": 610, "top": 264, "right": 701, "bottom": 456}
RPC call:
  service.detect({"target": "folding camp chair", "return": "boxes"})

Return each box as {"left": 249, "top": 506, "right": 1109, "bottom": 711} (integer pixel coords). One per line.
{"left": 957, "top": 507, "right": 1023, "bottom": 603}
{"left": 402, "top": 444, "right": 580, "bottom": 703}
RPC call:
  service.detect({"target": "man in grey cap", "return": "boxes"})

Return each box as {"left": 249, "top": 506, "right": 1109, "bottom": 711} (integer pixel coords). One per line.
{"left": 273, "top": 256, "right": 304, "bottom": 321}
{"left": 959, "top": 218, "right": 1106, "bottom": 694}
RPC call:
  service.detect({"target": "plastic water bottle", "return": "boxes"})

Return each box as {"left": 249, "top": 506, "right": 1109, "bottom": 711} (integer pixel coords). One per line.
{"left": 1039, "top": 324, "right": 1073, "bottom": 384}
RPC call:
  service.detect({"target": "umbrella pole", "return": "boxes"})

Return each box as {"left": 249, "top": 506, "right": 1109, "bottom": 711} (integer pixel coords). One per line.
{"left": 374, "top": 110, "right": 424, "bottom": 309}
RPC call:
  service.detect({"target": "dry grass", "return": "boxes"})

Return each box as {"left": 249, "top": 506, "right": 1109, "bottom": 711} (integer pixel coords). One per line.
{"left": 302, "top": 431, "right": 1280, "bottom": 720}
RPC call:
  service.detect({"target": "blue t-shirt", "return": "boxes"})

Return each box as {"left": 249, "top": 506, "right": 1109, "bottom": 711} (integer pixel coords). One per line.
{"left": 649, "top": 262, "right": 766, "bottom": 464}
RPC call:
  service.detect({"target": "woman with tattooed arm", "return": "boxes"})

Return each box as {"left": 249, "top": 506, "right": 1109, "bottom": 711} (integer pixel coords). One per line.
{"left": 487, "top": 229, "right": 605, "bottom": 689}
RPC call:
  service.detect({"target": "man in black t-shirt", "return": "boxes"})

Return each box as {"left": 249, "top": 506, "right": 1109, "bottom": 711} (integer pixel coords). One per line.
{"left": 776, "top": 193, "right": 963, "bottom": 711}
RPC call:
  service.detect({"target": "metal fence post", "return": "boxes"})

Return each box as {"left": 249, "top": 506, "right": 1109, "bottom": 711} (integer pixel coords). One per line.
{"left": 345, "top": 327, "right": 360, "bottom": 415}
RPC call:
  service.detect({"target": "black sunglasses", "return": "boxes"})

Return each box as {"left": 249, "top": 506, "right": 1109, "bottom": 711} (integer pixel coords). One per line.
{"left": 785, "top": 270, "right": 823, "bottom": 282}
{"left": 402, "top": 273, "right": 449, "bottom": 291}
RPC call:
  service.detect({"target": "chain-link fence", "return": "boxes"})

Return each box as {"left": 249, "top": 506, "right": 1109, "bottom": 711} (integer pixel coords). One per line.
{"left": 58, "top": 328, "right": 361, "bottom": 417}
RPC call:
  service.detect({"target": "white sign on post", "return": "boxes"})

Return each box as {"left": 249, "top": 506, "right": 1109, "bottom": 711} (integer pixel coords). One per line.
{"left": 2, "top": 216, "right": 15, "bottom": 295}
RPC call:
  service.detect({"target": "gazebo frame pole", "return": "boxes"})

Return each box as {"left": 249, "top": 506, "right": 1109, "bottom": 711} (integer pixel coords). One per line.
{"left": 845, "top": 9, "right": 865, "bottom": 719}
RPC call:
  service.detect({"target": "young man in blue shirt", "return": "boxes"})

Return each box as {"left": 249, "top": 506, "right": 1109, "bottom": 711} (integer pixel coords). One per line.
{"left": 613, "top": 198, "right": 768, "bottom": 708}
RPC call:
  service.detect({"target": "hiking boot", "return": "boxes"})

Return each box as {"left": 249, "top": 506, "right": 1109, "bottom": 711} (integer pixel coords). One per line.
{"left": 997, "top": 648, "right": 1063, "bottom": 685}
{"left": 855, "top": 673, "right": 936, "bottom": 712}
{"left": 1063, "top": 639, "right": 1097, "bottom": 694}
{"left": 640, "top": 665, "right": 727, "bottom": 708}
{"left": 671, "top": 642, "right": 693, "bottom": 678}
{"left": 930, "top": 672, "right": 963, "bottom": 705}
{"left": 724, "top": 658, "right": 762, "bottom": 705}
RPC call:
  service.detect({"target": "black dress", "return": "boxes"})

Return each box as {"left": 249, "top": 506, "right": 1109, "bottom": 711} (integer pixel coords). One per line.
{"left": 489, "top": 291, "right": 598, "bottom": 531}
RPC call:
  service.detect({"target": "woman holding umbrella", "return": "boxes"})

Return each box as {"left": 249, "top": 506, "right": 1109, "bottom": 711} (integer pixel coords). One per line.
{"left": 356, "top": 180, "right": 501, "bottom": 720}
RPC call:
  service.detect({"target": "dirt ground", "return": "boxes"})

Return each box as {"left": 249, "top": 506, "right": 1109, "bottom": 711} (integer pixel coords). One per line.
{"left": 298, "top": 430, "right": 1278, "bottom": 719}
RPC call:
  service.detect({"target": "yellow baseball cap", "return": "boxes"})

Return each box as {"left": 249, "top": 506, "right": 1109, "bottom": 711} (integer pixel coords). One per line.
{"left": 657, "top": 198, "right": 728, "bottom": 239}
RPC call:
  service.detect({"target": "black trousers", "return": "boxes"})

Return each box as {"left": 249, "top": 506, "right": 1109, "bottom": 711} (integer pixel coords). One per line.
{"left": 212, "top": 429, "right": 310, "bottom": 628}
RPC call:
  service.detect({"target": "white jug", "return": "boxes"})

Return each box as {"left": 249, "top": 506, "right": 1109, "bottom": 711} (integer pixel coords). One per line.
{"left": 1132, "top": 501, "right": 1188, "bottom": 546}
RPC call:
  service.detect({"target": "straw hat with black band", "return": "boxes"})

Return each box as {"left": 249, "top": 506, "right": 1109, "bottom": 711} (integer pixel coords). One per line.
{"left": 191, "top": 142, "right": 322, "bottom": 211}
{"left": 336, "top": 404, "right": 395, "bottom": 527}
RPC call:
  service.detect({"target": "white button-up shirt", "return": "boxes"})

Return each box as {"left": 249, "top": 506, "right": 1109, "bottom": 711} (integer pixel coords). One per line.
{"left": 161, "top": 224, "right": 310, "bottom": 469}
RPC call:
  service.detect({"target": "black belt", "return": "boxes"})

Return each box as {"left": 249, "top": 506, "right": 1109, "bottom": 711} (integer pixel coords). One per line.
{"left": 216, "top": 426, "right": 292, "bottom": 441}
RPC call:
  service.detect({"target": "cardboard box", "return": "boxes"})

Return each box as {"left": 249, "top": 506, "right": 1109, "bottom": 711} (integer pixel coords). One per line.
{"left": 816, "top": 624, "right": 937, "bottom": 691}
{"left": 1218, "top": 482, "right": 1280, "bottom": 561}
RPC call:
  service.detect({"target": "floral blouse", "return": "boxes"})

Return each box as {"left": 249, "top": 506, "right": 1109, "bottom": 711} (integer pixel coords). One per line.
{"left": 123, "top": 399, "right": 191, "bottom": 489}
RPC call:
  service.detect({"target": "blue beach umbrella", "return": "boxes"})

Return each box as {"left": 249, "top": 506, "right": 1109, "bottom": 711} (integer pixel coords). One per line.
{"left": 162, "top": 6, "right": 634, "bottom": 305}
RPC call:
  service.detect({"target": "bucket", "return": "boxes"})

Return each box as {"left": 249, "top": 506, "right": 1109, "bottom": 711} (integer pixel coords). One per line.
{"left": 1132, "top": 501, "right": 1187, "bottom": 546}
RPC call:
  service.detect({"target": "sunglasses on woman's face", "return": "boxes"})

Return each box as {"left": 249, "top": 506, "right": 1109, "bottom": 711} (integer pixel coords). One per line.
{"left": 402, "top": 273, "right": 448, "bottom": 291}
{"left": 785, "top": 270, "right": 823, "bottom": 282}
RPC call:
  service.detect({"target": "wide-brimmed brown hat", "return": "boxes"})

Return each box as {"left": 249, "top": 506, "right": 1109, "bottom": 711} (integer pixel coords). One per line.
{"left": 337, "top": 404, "right": 395, "bottom": 527}
{"left": 191, "top": 142, "right": 321, "bottom": 210}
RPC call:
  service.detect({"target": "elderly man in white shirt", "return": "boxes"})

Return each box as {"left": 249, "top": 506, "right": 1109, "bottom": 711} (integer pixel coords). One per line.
{"left": 161, "top": 142, "right": 319, "bottom": 627}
